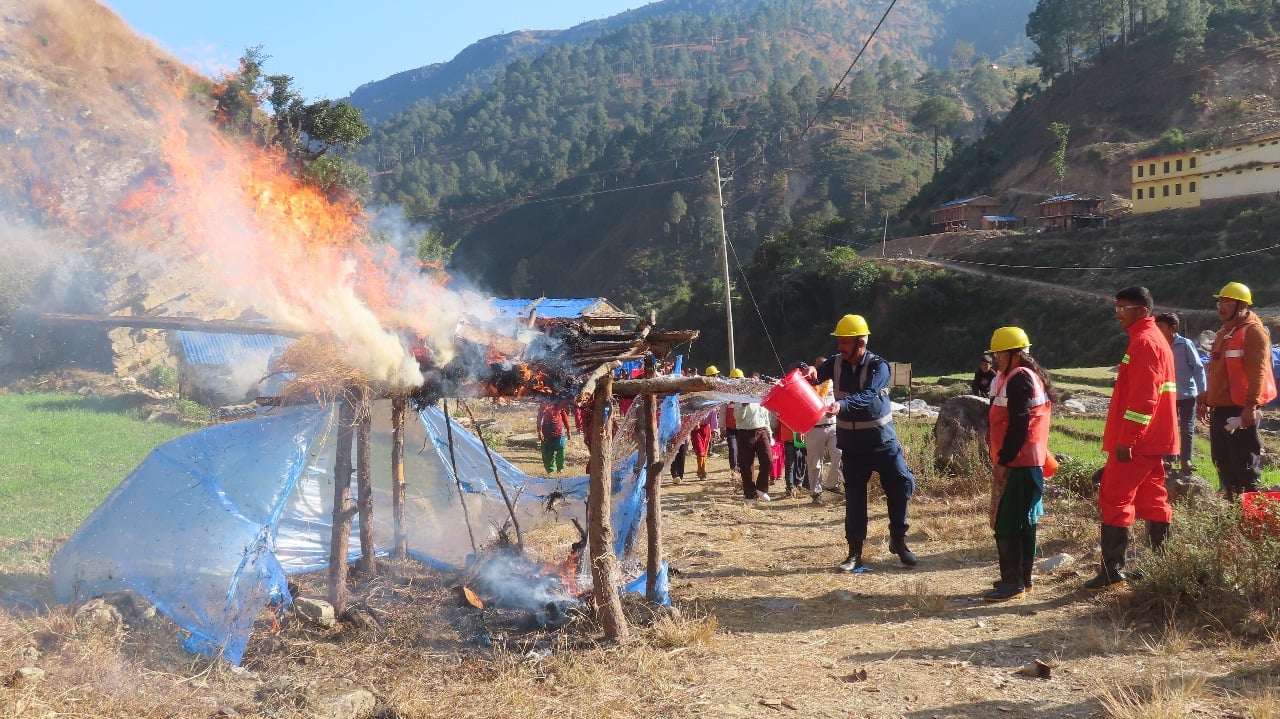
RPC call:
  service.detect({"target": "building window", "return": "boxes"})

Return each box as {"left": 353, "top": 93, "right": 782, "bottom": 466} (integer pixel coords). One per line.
{"left": 1176, "top": 184, "right": 1182, "bottom": 195}
{"left": 1149, "top": 163, "right": 1156, "bottom": 175}
{"left": 1190, "top": 157, "right": 1197, "bottom": 168}
{"left": 1138, "top": 165, "right": 1144, "bottom": 178}
{"left": 1176, "top": 159, "right": 1183, "bottom": 171}
{"left": 1163, "top": 185, "right": 1170, "bottom": 197}
{"left": 1164, "top": 161, "right": 1170, "bottom": 173}
{"left": 1190, "top": 182, "right": 1196, "bottom": 192}
{"left": 1137, "top": 188, "right": 1144, "bottom": 199}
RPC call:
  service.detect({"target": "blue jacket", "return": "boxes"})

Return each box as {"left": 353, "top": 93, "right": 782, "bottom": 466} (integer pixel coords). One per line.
{"left": 1170, "top": 334, "right": 1207, "bottom": 399}
{"left": 816, "top": 349, "right": 899, "bottom": 453}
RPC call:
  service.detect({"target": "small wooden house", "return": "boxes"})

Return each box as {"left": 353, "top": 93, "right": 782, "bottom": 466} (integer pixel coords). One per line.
{"left": 1035, "top": 193, "right": 1106, "bottom": 231}
{"left": 929, "top": 195, "right": 1001, "bottom": 233}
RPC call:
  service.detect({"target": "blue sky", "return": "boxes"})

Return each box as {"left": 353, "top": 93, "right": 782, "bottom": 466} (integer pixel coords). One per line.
{"left": 103, "top": 1, "right": 646, "bottom": 100}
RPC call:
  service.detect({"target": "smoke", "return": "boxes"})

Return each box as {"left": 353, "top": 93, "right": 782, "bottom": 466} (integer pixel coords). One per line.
{"left": 1, "top": 0, "right": 520, "bottom": 390}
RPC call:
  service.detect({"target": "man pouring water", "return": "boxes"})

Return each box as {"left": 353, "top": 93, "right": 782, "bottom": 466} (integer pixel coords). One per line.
{"left": 808, "top": 314, "right": 918, "bottom": 572}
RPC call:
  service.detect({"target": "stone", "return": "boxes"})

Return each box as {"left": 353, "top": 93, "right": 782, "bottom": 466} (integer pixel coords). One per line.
{"left": 75, "top": 598, "right": 123, "bottom": 633}
{"left": 832, "top": 589, "right": 857, "bottom": 602}
{"left": 1039, "top": 553, "right": 1076, "bottom": 572}
{"left": 300, "top": 679, "right": 376, "bottom": 719}
{"left": 295, "top": 597, "right": 336, "bottom": 629}
{"left": 933, "top": 395, "right": 992, "bottom": 472}
{"left": 1165, "top": 472, "right": 1212, "bottom": 503}
{"left": 1062, "top": 399, "right": 1088, "bottom": 414}
{"left": 7, "top": 667, "right": 45, "bottom": 686}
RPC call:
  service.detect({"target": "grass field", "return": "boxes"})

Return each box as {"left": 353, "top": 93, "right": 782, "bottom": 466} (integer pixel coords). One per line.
{"left": 0, "top": 393, "right": 188, "bottom": 547}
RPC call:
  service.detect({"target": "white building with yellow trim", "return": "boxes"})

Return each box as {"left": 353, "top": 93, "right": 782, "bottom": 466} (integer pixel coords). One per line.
{"left": 1129, "top": 130, "right": 1280, "bottom": 213}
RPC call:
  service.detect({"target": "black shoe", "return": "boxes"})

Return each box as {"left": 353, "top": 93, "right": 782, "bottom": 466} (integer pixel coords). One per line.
{"left": 888, "top": 535, "right": 918, "bottom": 567}
{"left": 984, "top": 582, "right": 1025, "bottom": 602}
{"left": 838, "top": 542, "right": 864, "bottom": 572}
{"left": 1082, "top": 572, "right": 1127, "bottom": 592}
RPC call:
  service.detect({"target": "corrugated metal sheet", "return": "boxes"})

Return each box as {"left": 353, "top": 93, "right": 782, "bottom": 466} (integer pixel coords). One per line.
{"left": 491, "top": 299, "right": 535, "bottom": 317}
{"left": 490, "top": 297, "right": 608, "bottom": 319}
{"left": 983, "top": 215, "right": 1019, "bottom": 222}
{"left": 178, "top": 331, "right": 295, "bottom": 366}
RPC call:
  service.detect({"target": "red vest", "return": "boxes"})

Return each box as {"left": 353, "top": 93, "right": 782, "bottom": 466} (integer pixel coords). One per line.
{"left": 988, "top": 366, "right": 1052, "bottom": 467}
{"left": 1222, "top": 323, "right": 1277, "bottom": 407}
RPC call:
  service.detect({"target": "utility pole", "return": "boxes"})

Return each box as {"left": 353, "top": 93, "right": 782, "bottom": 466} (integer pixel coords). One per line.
{"left": 714, "top": 154, "right": 736, "bottom": 371}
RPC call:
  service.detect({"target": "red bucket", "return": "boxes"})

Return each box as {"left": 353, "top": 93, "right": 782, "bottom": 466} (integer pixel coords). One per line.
{"left": 762, "top": 368, "right": 826, "bottom": 435}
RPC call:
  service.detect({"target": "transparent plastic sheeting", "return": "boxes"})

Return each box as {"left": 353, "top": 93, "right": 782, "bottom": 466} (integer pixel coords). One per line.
{"left": 48, "top": 381, "right": 744, "bottom": 663}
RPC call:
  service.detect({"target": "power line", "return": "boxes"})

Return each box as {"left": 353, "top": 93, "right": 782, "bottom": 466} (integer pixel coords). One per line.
{"left": 932, "top": 243, "right": 1280, "bottom": 271}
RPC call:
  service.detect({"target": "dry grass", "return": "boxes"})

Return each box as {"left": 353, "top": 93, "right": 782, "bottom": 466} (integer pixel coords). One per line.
{"left": 1097, "top": 673, "right": 1210, "bottom": 719}
{"left": 647, "top": 612, "right": 718, "bottom": 650}
{"left": 901, "top": 579, "right": 949, "bottom": 615}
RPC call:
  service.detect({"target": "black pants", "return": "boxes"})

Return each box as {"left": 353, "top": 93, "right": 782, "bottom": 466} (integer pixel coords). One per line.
{"left": 841, "top": 446, "right": 915, "bottom": 545}
{"left": 671, "top": 442, "right": 688, "bottom": 479}
{"left": 726, "top": 430, "right": 740, "bottom": 472}
{"left": 1210, "top": 406, "right": 1262, "bottom": 499}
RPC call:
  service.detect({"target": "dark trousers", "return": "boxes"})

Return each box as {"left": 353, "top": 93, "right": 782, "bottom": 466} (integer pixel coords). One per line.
{"left": 725, "top": 430, "right": 740, "bottom": 472}
{"left": 841, "top": 446, "right": 915, "bottom": 546}
{"left": 672, "top": 442, "right": 687, "bottom": 479}
{"left": 783, "top": 442, "right": 798, "bottom": 488}
{"left": 1210, "top": 406, "right": 1262, "bottom": 499}
{"left": 1166, "top": 398, "right": 1196, "bottom": 464}
{"left": 736, "top": 428, "right": 772, "bottom": 498}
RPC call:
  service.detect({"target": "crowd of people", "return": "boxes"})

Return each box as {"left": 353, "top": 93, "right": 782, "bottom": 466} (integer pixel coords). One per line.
{"left": 529, "top": 280, "right": 1273, "bottom": 600}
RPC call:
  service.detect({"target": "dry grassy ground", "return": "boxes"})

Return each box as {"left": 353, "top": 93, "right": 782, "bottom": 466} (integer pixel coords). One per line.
{"left": 3, "top": 403, "right": 1279, "bottom": 719}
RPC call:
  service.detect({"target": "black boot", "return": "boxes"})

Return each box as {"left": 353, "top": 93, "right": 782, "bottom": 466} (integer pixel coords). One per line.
{"left": 888, "top": 534, "right": 918, "bottom": 567}
{"left": 838, "top": 542, "right": 864, "bottom": 572}
{"left": 1147, "top": 520, "right": 1169, "bottom": 553}
{"left": 1023, "top": 525, "right": 1037, "bottom": 592}
{"left": 1083, "top": 524, "right": 1129, "bottom": 591}
{"left": 984, "top": 538, "right": 1025, "bottom": 601}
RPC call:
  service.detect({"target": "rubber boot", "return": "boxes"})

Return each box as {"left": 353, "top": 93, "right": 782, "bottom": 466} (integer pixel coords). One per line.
{"left": 1023, "top": 525, "right": 1037, "bottom": 593}
{"left": 888, "top": 534, "right": 918, "bottom": 567}
{"left": 838, "top": 541, "right": 864, "bottom": 572}
{"left": 984, "top": 538, "right": 1026, "bottom": 601}
{"left": 1146, "top": 520, "right": 1169, "bottom": 553}
{"left": 1083, "top": 524, "right": 1129, "bottom": 591}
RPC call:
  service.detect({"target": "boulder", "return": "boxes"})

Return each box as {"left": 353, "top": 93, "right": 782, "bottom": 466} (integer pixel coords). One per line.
{"left": 300, "top": 679, "right": 376, "bottom": 719}
{"left": 1038, "top": 553, "right": 1076, "bottom": 572}
{"left": 933, "top": 395, "right": 991, "bottom": 471}
{"left": 1062, "top": 399, "right": 1088, "bottom": 414}
{"left": 1165, "top": 472, "right": 1213, "bottom": 503}
{"left": 295, "top": 596, "right": 336, "bottom": 629}
{"left": 75, "top": 598, "right": 123, "bottom": 633}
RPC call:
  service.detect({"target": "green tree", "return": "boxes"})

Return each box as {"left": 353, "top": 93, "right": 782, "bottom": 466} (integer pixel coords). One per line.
{"left": 1049, "top": 122, "right": 1070, "bottom": 188}
{"left": 1027, "top": 0, "right": 1088, "bottom": 86}
{"left": 911, "top": 96, "right": 964, "bottom": 173}
{"left": 1164, "top": 0, "right": 1208, "bottom": 62}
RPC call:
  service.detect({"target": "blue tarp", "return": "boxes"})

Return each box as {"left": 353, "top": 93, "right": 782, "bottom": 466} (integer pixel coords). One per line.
{"left": 51, "top": 357, "right": 716, "bottom": 662}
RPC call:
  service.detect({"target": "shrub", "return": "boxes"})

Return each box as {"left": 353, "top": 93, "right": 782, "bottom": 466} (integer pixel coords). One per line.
{"left": 174, "top": 398, "right": 211, "bottom": 423}
{"left": 148, "top": 364, "right": 178, "bottom": 390}
{"left": 1129, "top": 498, "right": 1280, "bottom": 635}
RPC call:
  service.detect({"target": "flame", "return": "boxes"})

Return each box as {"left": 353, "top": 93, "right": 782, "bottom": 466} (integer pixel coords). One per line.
{"left": 110, "top": 82, "right": 474, "bottom": 387}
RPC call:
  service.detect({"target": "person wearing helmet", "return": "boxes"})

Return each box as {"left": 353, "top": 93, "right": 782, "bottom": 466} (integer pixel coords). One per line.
{"left": 1085, "top": 286, "right": 1178, "bottom": 592}
{"left": 812, "top": 314, "right": 917, "bottom": 571}
{"left": 1200, "top": 282, "right": 1277, "bottom": 500}
{"left": 984, "top": 327, "right": 1053, "bottom": 601}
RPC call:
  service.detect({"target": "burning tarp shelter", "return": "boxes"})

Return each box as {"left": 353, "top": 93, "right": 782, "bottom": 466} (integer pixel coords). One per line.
{"left": 49, "top": 385, "right": 697, "bottom": 664}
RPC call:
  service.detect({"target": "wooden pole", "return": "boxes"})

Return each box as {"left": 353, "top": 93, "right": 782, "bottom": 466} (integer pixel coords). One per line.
{"left": 356, "top": 390, "right": 375, "bottom": 576}
{"left": 442, "top": 398, "right": 478, "bottom": 555}
{"left": 327, "top": 394, "right": 357, "bottom": 612}
{"left": 588, "top": 374, "right": 629, "bottom": 640}
{"left": 390, "top": 397, "right": 407, "bottom": 560}
{"left": 612, "top": 375, "right": 721, "bottom": 397}
{"left": 460, "top": 399, "right": 524, "bottom": 552}
{"left": 641, "top": 358, "right": 665, "bottom": 603}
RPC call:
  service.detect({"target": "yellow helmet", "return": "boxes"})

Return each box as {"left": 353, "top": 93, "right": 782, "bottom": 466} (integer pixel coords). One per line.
{"left": 728, "top": 368, "right": 745, "bottom": 378}
{"left": 704, "top": 365, "right": 720, "bottom": 376}
{"left": 989, "top": 326, "right": 1031, "bottom": 353}
{"left": 1214, "top": 281, "right": 1252, "bottom": 305}
{"left": 831, "top": 314, "right": 870, "bottom": 337}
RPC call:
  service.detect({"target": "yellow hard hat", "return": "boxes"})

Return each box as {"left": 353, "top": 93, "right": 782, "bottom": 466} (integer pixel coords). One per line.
{"left": 989, "top": 326, "right": 1031, "bottom": 353}
{"left": 831, "top": 314, "right": 870, "bottom": 337}
{"left": 1214, "top": 281, "right": 1252, "bottom": 305}
{"left": 728, "top": 368, "right": 745, "bottom": 379}
{"left": 704, "top": 365, "right": 720, "bottom": 376}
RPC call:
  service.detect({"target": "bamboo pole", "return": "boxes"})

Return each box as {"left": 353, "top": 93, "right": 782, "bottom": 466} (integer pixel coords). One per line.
{"left": 356, "top": 390, "right": 375, "bottom": 577}
{"left": 588, "top": 373, "right": 629, "bottom": 640}
{"left": 327, "top": 395, "right": 357, "bottom": 612}
{"left": 442, "top": 398, "right": 478, "bottom": 555}
{"left": 641, "top": 359, "right": 665, "bottom": 603}
{"left": 390, "top": 397, "right": 408, "bottom": 560}
{"left": 460, "top": 399, "right": 524, "bottom": 552}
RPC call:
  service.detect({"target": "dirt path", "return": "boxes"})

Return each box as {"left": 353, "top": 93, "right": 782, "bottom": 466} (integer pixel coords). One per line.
{"left": 528, "top": 412, "right": 1272, "bottom": 719}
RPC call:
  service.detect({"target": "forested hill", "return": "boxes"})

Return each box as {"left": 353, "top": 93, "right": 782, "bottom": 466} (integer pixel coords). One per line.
{"left": 355, "top": 0, "right": 1036, "bottom": 315}
{"left": 346, "top": 0, "right": 1032, "bottom": 122}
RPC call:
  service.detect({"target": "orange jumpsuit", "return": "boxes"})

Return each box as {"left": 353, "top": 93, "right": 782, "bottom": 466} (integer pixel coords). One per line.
{"left": 1100, "top": 316, "right": 1177, "bottom": 526}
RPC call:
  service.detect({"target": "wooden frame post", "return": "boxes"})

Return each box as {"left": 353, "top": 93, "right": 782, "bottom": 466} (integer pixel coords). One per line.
{"left": 356, "top": 389, "right": 375, "bottom": 576}
{"left": 390, "top": 396, "right": 408, "bottom": 560}
{"left": 588, "top": 373, "right": 629, "bottom": 640}
{"left": 642, "top": 360, "right": 665, "bottom": 603}
{"left": 327, "top": 394, "right": 357, "bottom": 612}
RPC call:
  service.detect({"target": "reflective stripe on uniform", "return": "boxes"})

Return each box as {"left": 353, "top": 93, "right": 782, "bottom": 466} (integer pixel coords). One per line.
{"left": 1224, "top": 349, "right": 1244, "bottom": 358}
{"left": 837, "top": 414, "right": 893, "bottom": 430}
{"left": 1121, "top": 353, "right": 1131, "bottom": 365}
{"left": 1123, "top": 409, "right": 1152, "bottom": 425}
{"left": 1159, "top": 381, "right": 1177, "bottom": 393}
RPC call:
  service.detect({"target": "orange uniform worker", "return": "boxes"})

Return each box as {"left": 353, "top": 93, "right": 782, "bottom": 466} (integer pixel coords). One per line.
{"left": 1085, "top": 286, "right": 1177, "bottom": 591}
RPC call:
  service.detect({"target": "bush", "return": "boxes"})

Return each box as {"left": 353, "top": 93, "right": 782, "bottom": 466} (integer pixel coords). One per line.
{"left": 174, "top": 398, "right": 211, "bottom": 423}
{"left": 1129, "top": 498, "right": 1280, "bottom": 635}
{"left": 148, "top": 364, "right": 178, "bottom": 391}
